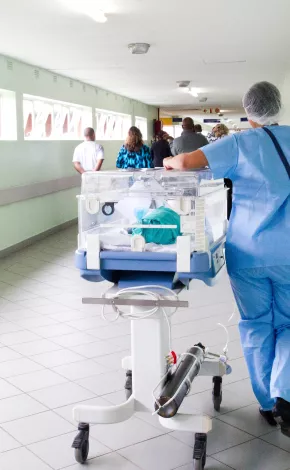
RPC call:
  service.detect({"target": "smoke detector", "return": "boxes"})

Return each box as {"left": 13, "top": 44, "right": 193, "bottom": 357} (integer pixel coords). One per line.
{"left": 198, "top": 97, "right": 207, "bottom": 103}
{"left": 128, "top": 43, "right": 150, "bottom": 54}
{"left": 176, "top": 81, "right": 191, "bottom": 89}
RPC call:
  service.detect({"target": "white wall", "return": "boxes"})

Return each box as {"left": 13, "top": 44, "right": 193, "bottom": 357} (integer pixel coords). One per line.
{"left": 0, "top": 55, "right": 158, "bottom": 251}
{"left": 281, "top": 71, "right": 290, "bottom": 124}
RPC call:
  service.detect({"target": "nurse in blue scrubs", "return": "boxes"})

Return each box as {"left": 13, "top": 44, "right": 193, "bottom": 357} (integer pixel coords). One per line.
{"left": 164, "top": 81, "right": 290, "bottom": 435}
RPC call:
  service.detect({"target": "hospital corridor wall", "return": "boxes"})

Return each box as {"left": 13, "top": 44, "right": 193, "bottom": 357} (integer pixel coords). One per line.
{"left": 0, "top": 55, "right": 158, "bottom": 254}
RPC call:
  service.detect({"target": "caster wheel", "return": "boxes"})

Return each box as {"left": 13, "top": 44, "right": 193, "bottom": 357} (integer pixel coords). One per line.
{"left": 125, "top": 370, "right": 132, "bottom": 400}
{"left": 193, "top": 433, "right": 207, "bottom": 470}
{"left": 102, "top": 203, "right": 115, "bottom": 216}
{"left": 72, "top": 423, "right": 90, "bottom": 464}
{"left": 212, "top": 376, "right": 222, "bottom": 412}
{"left": 74, "top": 440, "right": 89, "bottom": 464}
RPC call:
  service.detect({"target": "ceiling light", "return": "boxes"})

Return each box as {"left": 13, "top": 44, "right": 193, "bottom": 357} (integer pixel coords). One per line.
{"left": 189, "top": 88, "right": 198, "bottom": 97}
{"left": 128, "top": 43, "right": 150, "bottom": 54}
{"left": 62, "top": 1, "right": 107, "bottom": 23}
{"left": 89, "top": 10, "right": 107, "bottom": 23}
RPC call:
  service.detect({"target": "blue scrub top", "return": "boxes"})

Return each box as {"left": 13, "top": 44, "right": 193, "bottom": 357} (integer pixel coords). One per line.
{"left": 202, "top": 126, "right": 290, "bottom": 273}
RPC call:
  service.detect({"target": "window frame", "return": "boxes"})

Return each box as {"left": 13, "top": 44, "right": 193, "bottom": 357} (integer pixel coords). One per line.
{"left": 95, "top": 108, "right": 132, "bottom": 141}
{"left": 23, "top": 94, "right": 93, "bottom": 141}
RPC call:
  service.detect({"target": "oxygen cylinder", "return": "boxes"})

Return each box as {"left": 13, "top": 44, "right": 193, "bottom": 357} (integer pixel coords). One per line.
{"left": 155, "top": 343, "right": 205, "bottom": 418}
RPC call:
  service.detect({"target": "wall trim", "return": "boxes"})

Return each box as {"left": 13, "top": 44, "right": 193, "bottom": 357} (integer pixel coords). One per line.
{"left": 0, "top": 175, "right": 80, "bottom": 207}
{"left": 0, "top": 218, "right": 77, "bottom": 259}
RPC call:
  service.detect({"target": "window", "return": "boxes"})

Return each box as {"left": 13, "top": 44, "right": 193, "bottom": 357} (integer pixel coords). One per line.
{"left": 0, "top": 89, "right": 17, "bottom": 140}
{"left": 23, "top": 95, "right": 92, "bottom": 140}
{"left": 135, "top": 116, "right": 148, "bottom": 140}
{"left": 95, "top": 109, "right": 131, "bottom": 140}
{"left": 163, "top": 125, "right": 182, "bottom": 139}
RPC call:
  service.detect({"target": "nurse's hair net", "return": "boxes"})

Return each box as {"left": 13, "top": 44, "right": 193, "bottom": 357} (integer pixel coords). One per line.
{"left": 242, "top": 81, "right": 282, "bottom": 125}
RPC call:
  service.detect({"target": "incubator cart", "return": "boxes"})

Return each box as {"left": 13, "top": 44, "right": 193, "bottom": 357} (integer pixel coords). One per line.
{"left": 73, "top": 168, "right": 230, "bottom": 470}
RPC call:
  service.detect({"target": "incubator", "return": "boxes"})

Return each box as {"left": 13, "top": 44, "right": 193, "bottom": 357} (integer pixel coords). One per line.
{"left": 76, "top": 168, "right": 227, "bottom": 286}
{"left": 73, "top": 168, "right": 230, "bottom": 470}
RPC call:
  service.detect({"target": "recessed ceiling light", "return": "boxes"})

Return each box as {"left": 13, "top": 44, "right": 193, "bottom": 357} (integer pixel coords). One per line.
{"left": 128, "top": 43, "right": 150, "bottom": 54}
{"left": 61, "top": 1, "right": 107, "bottom": 22}
{"left": 189, "top": 88, "right": 198, "bottom": 97}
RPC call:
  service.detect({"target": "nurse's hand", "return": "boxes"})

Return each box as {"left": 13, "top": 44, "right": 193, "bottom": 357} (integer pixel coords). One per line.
{"left": 163, "top": 154, "right": 186, "bottom": 170}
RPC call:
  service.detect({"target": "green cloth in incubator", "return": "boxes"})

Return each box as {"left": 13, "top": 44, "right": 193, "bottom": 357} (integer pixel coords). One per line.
{"left": 133, "top": 206, "right": 181, "bottom": 245}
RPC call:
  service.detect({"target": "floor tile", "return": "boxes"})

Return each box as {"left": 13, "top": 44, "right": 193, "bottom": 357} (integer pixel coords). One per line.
{"left": 172, "top": 418, "right": 252, "bottom": 455}
{"left": 50, "top": 331, "right": 97, "bottom": 348}
{"left": 119, "top": 434, "right": 193, "bottom": 470}
{"left": 262, "top": 428, "right": 290, "bottom": 453}
{"left": 0, "top": 378, "right": 22, "bottom": 399}
{"left": 14, "top": 316, "right": 58, "bottom": 328}
{"left": 77, "top": 370, "right": 125, "bottom": 396}
{"left": 0, "top": 357, "right": 43, "bottom": 378}
{"left": 2, "top": 410, "right": 75, "bottom": 445}
{"left": 29, "top": 431, "right": 112, "bottom": 469}
{"left": 0, "top": 308, "right": 40, "bottom": 321}
{"left": 73, "top": 340, "right": 126, "bottom": 359}
{"left": 66, "top": 316, "right": 110, "bottom": 331}
{"left": 29, "top": 382, "right": 95, "bottom": 408}
{"left": 31, "top": 324, "right": 78, "bottom": 338}
{"left": 89, "top": 322, "right": 131, "bottom": 340}
{"left": 7, "top": 368, "right": 67, "bottom": 392}
{"left": 0, "top": 428, "right": 21, "bottom": 452}
{"left": 0, "top": 346, "right": 22, "bottom": 362}
{"left": 53, "top": 359, "right": 107, "bottom": 381}
{"left": 0, "top": 393, "right": 47, "bottom": 423}
{"left": 213, "top": 438, "right": 290, "bottom": 470}
{"left": 218, "top": 403, "right": 275, "bottom": 437}
{"left": 11, "top": 338, "right": 62, "bottom": 356}
{"left": 0, "top": 330, "right": 41, "bottom": 346}
{"left": 94, "top": 350, "right": 130, "bottom": 371}
{"left": 90, "top": 416, "right": 164, "bottom": 450}
{"left": 31, "top": 349, "right": 85, "bottom": 367}
{"left": 65, "top": 452, "right": 141, "bottom": 469}
{"left": 0, "top": 447, "right": 51, "bottom": 470}
{"left": 174, "top": 456, "right": 233, "bottom": 469}
{"left": 0, "top": 322, "right": 24, "bottom": 334}
{"left": 222, "top": 357, "right": 249, "bottom": 385}
{"left": 179, "top": 378, "right": 257, "bottom": 418}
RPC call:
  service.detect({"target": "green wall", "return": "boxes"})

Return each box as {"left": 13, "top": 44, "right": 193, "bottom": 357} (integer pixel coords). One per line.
{"left": 0, "top": 55, "right": 158, "bottom": 252}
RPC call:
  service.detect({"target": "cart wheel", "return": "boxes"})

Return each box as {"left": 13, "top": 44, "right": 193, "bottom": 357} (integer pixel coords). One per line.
{"left": 74, "top": 440, "right": 89, "bottom": 464}
{"left": 193, "top": 433, "right": 207, "bottom": 470}
{"left": 212, "top": 376, "right": 222, "bottom": 412}
{"left": 125, "top": 370, "right": 132, "bottom": 400}
{"left": 72, "top": 423, "right": 90, "bottom": 464}
{"left": 102, "top": 203, "right": 115, "bottom": 216}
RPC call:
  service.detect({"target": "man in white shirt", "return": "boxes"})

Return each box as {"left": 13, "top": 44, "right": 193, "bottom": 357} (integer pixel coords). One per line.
{"left": 73, "top": 127, "right": 104, "bottom": 174}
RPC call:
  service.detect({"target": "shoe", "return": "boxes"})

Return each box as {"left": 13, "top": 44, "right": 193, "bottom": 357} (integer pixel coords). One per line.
{"left": 259, "top": 408, "right": 277, "bottom": 427}
{"left": 273, "top": 398, "right": 290, "bottom": 437}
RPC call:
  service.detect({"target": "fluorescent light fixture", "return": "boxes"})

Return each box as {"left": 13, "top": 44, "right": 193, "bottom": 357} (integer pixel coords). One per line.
{"left": 189, "top": 88, "right": 198, "bottom": 97}
{"left": 89, "top": 9, "right": 107, "bottom": 22}
{"left": 62, "top": 0, "right": 107, "bottom": 23}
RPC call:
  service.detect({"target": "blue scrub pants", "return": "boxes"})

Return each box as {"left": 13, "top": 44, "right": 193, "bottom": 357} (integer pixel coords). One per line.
{"left": 229, "top": 266, "right": 290, "bottom": 411}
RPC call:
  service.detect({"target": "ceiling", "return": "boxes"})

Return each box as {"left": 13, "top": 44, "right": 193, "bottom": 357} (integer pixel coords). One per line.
{"left": 0, "top": 0, "right": 289, "bottom": 112}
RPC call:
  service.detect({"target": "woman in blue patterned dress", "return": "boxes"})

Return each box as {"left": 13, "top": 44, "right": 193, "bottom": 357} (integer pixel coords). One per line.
{"left": 116, "top": 126, "right": 153, "bottom": 169}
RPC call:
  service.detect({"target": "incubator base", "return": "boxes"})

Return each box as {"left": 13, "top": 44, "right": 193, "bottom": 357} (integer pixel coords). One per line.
{"left": 71, "top": 287, "right": 230, "bottom": 469}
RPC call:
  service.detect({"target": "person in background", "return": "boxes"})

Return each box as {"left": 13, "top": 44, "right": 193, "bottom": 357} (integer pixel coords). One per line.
{"left": 171, "top": 117, "right": 208, "bottom": 156}
{"left": 116, "top": 126, "right": 152, "bottom": 169}
{"left": 194, "top": 123, "right": 203, "bottom": 133}
{"left": 73, "top": 127, "right": 104, "bottom": 174}
{"left": 207, "top": 123, "right": 229, "bottom": 143}
{"left": 207, "top": 123, "right": 232, "bottom": 219}
{"left": 164, "top": 81, "right": 290, "bottom": 436}
{"left": 151, "top": 131, "right": 172, "bottom": 167}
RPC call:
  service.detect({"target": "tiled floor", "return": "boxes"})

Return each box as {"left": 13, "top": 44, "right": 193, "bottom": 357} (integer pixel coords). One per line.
{"left": 0, "top": 226, "right": 289, "bottom": 470}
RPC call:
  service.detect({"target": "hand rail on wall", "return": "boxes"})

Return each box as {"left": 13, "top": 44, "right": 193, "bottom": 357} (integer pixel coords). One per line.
{"left": 0, "top": 175, "right": 80, "bottom": 207}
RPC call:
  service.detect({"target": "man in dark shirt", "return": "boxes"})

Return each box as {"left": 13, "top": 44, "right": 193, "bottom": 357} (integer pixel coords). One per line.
{"left": 171, "top": 117, "right": 208, "bottom": 155}
{"left": 151, "top": 131, "right": 172, "bottom": 167}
